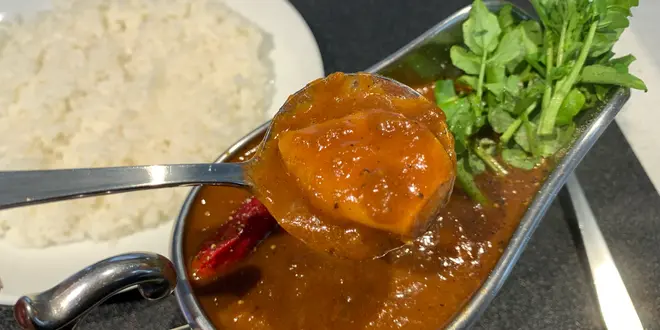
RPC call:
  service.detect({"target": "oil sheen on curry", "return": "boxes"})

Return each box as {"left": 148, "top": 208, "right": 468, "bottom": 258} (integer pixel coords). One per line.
{"left": 184, "top": 73, "right": 549, "bottom": 329}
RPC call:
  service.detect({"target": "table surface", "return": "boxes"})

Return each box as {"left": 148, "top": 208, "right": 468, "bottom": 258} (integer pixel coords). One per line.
{"left": 2, "top": 0, "right": 660, "bottom": 329}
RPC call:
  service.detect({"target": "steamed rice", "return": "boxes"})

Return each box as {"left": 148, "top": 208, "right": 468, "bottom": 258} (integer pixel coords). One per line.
{"left": 0, "top": 0, "right": 273, "bottom": 247}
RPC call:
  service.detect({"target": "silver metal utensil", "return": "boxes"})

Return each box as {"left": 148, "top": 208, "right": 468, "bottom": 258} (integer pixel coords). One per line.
{"left": 566, "top": 174, "right": 643, "bottom": 330}
{"left": 0, "top": 163, "right": 247, "bottom": 210}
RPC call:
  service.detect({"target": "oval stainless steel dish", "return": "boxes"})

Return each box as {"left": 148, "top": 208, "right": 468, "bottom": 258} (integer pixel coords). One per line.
{"left": 171, "top": 2, "right": 629, "bottom": 329}
{"left": 172, "top": 1, "right": 630, "bottom": 329}
{"left": 14, "top": 1, "right": 631, "bottom": 329}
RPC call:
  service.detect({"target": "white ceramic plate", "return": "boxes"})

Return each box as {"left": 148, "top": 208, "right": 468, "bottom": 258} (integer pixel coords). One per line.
{"left": 0, "top": 0, "right": 324, "bottom": 305}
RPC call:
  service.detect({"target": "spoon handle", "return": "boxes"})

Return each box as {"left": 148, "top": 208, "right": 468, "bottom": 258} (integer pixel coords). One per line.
{"left": 0, "top": 163, "right": 247, "bottom": 210}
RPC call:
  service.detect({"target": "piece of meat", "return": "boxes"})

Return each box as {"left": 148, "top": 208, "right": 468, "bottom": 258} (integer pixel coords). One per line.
{"left": 277, "top": 109, "right": 455, "bottom": 238}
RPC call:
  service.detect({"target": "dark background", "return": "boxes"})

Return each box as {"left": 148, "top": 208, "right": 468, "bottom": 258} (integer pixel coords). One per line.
{"left": 1, "top": 0, "right": 659, "bottom": 329}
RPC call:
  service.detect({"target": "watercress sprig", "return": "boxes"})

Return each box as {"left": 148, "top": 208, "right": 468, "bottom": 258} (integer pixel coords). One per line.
{"left": 531, "top": 0, "right": 647, "bottom": 135}
{"left": 435, "top": 0, "right": 646, "bottom": 204}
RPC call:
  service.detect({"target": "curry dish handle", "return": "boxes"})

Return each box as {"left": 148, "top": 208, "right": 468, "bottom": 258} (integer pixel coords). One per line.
{"left": 13, "top": 252, "right": 177, "bottom": 330}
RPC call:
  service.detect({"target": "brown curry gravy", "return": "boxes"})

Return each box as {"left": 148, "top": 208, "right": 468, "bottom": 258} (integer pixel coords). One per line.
{"left": 183, "top": 82, "right": 550, "bottom": 330}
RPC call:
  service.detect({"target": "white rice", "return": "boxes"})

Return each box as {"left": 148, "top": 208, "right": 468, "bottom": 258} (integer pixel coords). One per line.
{"left": 0, "top": 0, "right": 273, "bottom": 247}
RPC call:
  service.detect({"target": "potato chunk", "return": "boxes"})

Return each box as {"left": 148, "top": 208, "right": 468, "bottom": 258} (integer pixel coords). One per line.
{"left": 278, "top": 109, "right": 455, "bottom": 237}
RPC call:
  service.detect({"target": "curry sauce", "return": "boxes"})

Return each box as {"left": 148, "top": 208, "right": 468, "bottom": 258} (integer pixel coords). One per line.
{"left": 183, "top": 81, "right": 549, "bottom": 329}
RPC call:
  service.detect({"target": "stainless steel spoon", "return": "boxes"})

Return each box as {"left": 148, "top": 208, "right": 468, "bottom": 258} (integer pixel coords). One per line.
{"left": 0, "top": 73, "right": 418, "bottom": 211}
{"left": 0, "top": 163, "right": 247, "bottom": 210}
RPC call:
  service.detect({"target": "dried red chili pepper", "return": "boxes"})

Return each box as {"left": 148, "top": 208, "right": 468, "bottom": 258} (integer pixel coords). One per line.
{"left": 190, "top": 197, "right": 278, "bottom": 286}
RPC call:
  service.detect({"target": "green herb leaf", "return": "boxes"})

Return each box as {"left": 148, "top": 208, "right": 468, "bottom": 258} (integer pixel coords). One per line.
{"left": 439, "top": 97, "right": 473, "bottom": 135}
{"left": 578, "top": 85, "right": 601, "bottom": 108}
{"left": 537, "top": 122, "right": 576, "bottom": 157}
{"left": 500, "top": 97, "right": 538, "bottom": 146}
{"left": 519, "top": 24, "right": 542, "bottom": 68}
{"left": 434, "top": 80, "right": 458, "bottom": 104}
{"left": 550, "top": 64, "right": 571, "bottom": 80}
{"left": 596, "top": 51, "right": 616, "bottom": 64}
{"left": 520, "top": 20, "right": 543, "bottom": 45}
{"left": 519, "top": 113, "right": 539, "bottom": 157}
{"left": 486, "top": 63, "right": 506, "bottom": 83}
{"left": 594, "top": 85, "right": 611, "bottom": 101}
{"left": 598, "top": 8, "right": 631, "bottom": 30}
{"left": 556, "top": 88, "right": 586, "bottom": 125}
{"left": 434, "top": 80, "right": 477, "bottom": 147}
{"left": 475, "top": 114, "right": 487, "bottom": 129}
{"left": 442, "top": 97, "right": 476, "bottom": 154}
{"left": 589, "top": 0, "right": 640, "bottom": 57}
{"left": 498, "top": 3, "right": 515, "bottom": 32}
{"left": 458, "top": 75, "right": 478, "bottom": 90}
{"left": 467, "top": 150, "right": 486, "bottom": 174}
{"left": 512, "top": 79, "right": 544, "bottom": 115}
{"left": 489, "top": 28, "right": 524, "bottom": 65}
{"left": 580, "top": 64, "right": 647, "bottom": 91}
{"left": 502, "top": 148, "right": 538, "bottom": 170}
{"left": 506, "top": 59, "right": 523, "bottom": 74}
{"left": 463, "top": 0, "right": 502, "bottom": 55}
{"left": 518, "top": 65, "right": 535, "bottom": 82}
{"left": 590, "top": 31, "right": 620, "bottom": 58}
{"left": 514, "top": 119, "right": 534, "bottom": 153}
{"left": 444, "top": 98, "right": 473, "bottom": 129}
{"left": 505, "top": 75, "right": 522, "bottom": 96}
{"left": 608, "top": 54, "right": 636, "bottom": 73}
{"left": 558, "top": 121, "right": 576, "bottom": 147}
{"left": 488, "top": 107, "right": 516, "bottom": 133}
{"left": 450, "top": 46, "right": 482, "bottom": 75}
{"left": 485, "top": 82, "right": 505, "bottom": 97}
